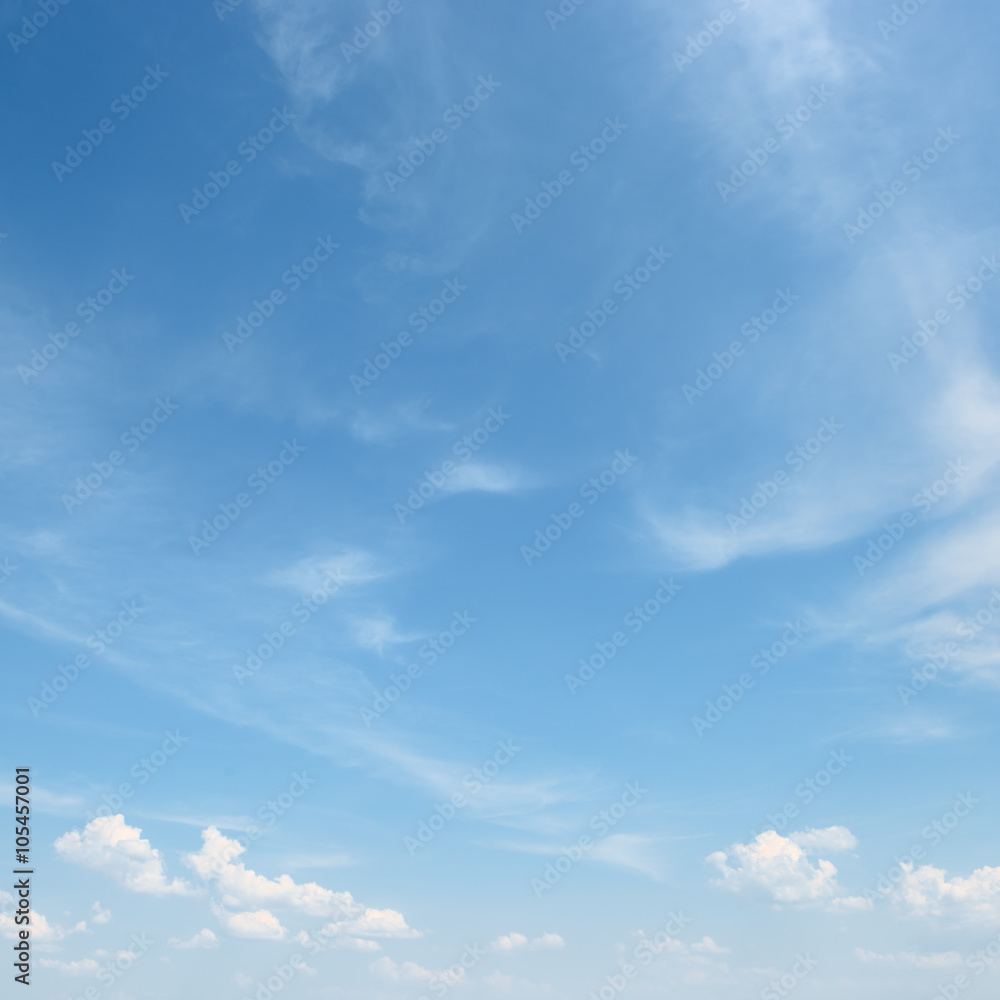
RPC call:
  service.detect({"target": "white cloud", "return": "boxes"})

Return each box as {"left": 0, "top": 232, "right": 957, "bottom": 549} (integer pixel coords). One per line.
{"left": 351, "top": 615, "right": 420, "bottom": 654}
{"left": 789, "top": 825, "right": 858, "bottom": 853}
{"left": 530, "top": 932, "right": 564, "bottom": 950}
{"left": 708, "top": 828, "right": 868, "bottom": 910}
{"left": 855, "top": 947, "right": 963, "bottom": 969}
{"left": 38, "top": 958, "right": 100, "bottom": 975}
{"left": 295, "top": 928, "right": 381, "bottom": 952}
{"left": 90, "top": 901, "right": 111, "bottom": 924}
{"left": 334, "top": 908, "right": 420, "bottom": 939}
{"left": 371, "top": 956, "right": 464, "bottom": 986}
{"left": 55, "top": 816, "right": 196, "bottom": 897}
{"left": 0, "top": 909, "right": 86, "bottom": 949}
{"left": 440, "top": 464, "right": 526, "bottom": 495}
{"left": 186, "top": 827, "right": 417, "bottom": 940}
{"left": 169, "top": 928, "right": 219, "bottom": 950}
{"left": 691, "top": 936, "right": 729, "bottom": 954}
{"left": 186, "top": 827, "right": 349, "bottom": 916}
{"left": 492, "top": 932, "right": 527, "bottom": 951}
{"left": 492, "top": 931, "right": 564, "bottom": 952}
{"left": 590, "top": 834, "right": 663, "bottom": 878}
{"left": 214, "top": 904, "right": 286, "bottom": 941}
{"left": 268, "top": 550, "right": 377, "bottom": 595}
{"left": 253, "top": 0, "right": 353, "bottom": 105}
{"left": 889, "top": 862, "right": 1000, "bottom": 923}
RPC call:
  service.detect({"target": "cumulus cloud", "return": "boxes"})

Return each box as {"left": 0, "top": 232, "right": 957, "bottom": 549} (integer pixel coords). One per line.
{"left": 889, "top": 862, "right": 1000, "bottom": 923}
{"left": 213, "top": 904, "right": 286, "bottom": 941}
{"left": 185, "top": 827, "right": 349, "bottom": 916}
{"left": 169, "top": 928, "right": 219, "bottom": 950}
{"left": 707, "top": 827, "right": 867, "bottom": 910}
{"left": 0, "top": 909, "right": 86, "bottom": 949}
{"left": 492, "top": 932, "right": 528, "bottom": 951}
{"left": 186, "top": 827, "right": 417, "bottom": 941}
{"left": 55, "top": 816, "right": 196, "bottom": 896}
{"left": 789, "top": 826, "right": 859, "bottom": 853}
{"left": 491, "top": 932, "right": 564, "bottom": 952}
{"left": 90, "top": 901, "right": 111, "bottom": 924}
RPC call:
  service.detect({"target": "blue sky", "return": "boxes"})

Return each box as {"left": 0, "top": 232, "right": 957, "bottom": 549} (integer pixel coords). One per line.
{"left": 3, "top": 0, "right": 1000, "bottom": 997}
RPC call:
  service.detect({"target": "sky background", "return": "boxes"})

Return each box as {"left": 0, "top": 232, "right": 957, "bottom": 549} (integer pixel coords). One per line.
{"left": 3, "top": 0, "right": 1000, "bottom": 998}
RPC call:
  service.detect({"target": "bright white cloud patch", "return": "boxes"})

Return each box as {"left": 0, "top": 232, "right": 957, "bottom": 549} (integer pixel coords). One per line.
{"left": 54, "top": 816, "right": 195, "bottom": 896}
{"left": 213, "top": 904, "right": 286, "bottom": 940}
{"left": 491, "top": 930, "right": 565, "bottom": 951}
{"left": 186, "top": 826, "right": 416, "bottom": 941}
{"left": 889, "top": 862, "right": 1000, "bottom": 922}
{"left": 708, "top": 827, "right": 868, "bottom": 910}
{"left": 169, "top": 928, "right": 219, "bottom": 949}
